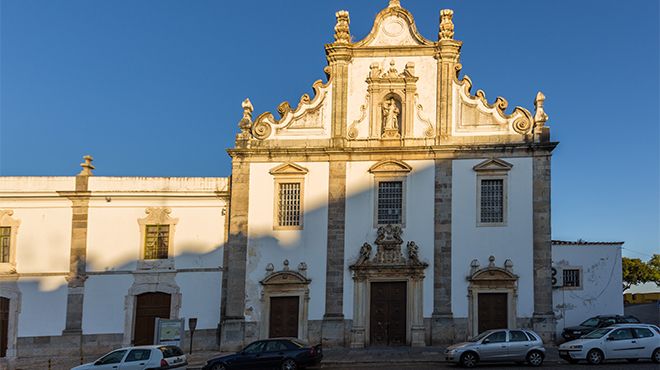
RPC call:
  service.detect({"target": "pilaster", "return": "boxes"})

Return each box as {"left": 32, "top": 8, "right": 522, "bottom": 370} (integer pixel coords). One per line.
{"left": 532, "top": 154, "right": 555, "bottom": 342}
{"left": 220, "top": 157, "right": 250, "bottom": 351}
{"left": 434, "top": 9, "right": 462, "bottom": 143}
{"left": 322, "top": 161, "right": 347, "bottom": 347}
{"left": 326, "top": 10, "right": 353, "bottom": 147}
{"left": 431, "top": 159, "right": 454, "bottom": 344}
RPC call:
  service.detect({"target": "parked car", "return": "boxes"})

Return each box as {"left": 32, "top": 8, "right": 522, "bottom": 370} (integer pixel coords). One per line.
{"left": 202, "top": 338, "right": 322, "bottom": 370}
{"left": 71, "top": 345, "right": 187, "bottom": 370}
{"left": 558, "top": 324, "right": 660, "bottom": 364}
{"left": 444, "top": 329, "right": 545, "bottom": 368}
{"left": 561, "top": 315, "right": 640, "bottom": 342}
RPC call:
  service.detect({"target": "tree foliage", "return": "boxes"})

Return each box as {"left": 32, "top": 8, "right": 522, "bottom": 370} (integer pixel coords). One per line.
{"left": 622, "top": 254, "right": 660, "bottom": 291}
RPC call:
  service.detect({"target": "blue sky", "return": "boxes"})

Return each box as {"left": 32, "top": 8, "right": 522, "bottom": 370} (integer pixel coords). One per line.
{"left": 1, "top": 0, "right": 658, "bottom": 259}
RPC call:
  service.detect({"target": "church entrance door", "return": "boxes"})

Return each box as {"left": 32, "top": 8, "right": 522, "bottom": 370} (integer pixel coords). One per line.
{"left": 370, "top": 282, "right": 406, "bottom": 346}
{"left": 477, "top": 293, "right": 507, "bottom": 333}
{"left": 134, "top": 292, "right": 171, "bottom": 345}
{"left": 269, "top": 296, "right": 299, "bottom": 338}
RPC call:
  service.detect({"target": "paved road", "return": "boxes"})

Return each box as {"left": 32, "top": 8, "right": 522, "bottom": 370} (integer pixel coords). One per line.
{"left": 315, "top": 361, "right": 659, "bottom": 369}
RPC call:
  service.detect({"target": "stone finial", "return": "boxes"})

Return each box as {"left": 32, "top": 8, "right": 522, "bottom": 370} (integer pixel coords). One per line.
{"left": 533, "top": 91, "right": 549, "bottom": 128}
{"left": 470, "top": 259, "right": 480, "bottom": 275}
{"left": 488, "top": 255, "right": 496, "bottom": 268}
{"left": 283, "top": 259, "right": 290, "bottom": 271}
{"left": 78, "top": 155, "right": 95, "bottom": 176}
{"left": 298, "top": 262, "right": 307, "bottom": 271}
{"left": 239, "top": 98, "right": 254, "bottom": 133}
{"left": 388, "top": 0, "right": 401, "bottom": 7}
{"left": 334, "top": 10, "right": 351, "bottom": 44}
{"left": 266, "top": 263, "right": 274, "bottom": 274}
{"left": 439, "top": 9, "right": 455, "bottom": 41}
{"left": 504, "top": 259, "right": 514, "bottom": 272}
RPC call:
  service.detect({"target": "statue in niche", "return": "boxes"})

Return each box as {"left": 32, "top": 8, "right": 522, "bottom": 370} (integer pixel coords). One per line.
{"left": 382, "top": 98, "right": 400, "bottom": 131}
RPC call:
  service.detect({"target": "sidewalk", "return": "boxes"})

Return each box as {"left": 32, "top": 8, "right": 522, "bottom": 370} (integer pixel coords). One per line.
{"left": 187, "top": 346, "right": 561, "bottom": 369}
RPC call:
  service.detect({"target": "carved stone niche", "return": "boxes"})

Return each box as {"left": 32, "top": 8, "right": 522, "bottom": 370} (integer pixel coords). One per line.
{"left": 259, "top": 260, "right": 311, "bottom": 342}
{"left": 349, "top": 225, "right": 428, "bottom": 348}
{"left": 366, "top": 60, "right": 418, "bottom": 140}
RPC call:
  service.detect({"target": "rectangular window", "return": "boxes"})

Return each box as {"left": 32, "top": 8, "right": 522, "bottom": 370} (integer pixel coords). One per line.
{"left": 377, "top": 181, "right": 403, "bottom": 225}
{"left": 277, "top": 182, "right": 301, "bottom": 227}
{"left": 563, "top": 268, "right": 581, "bottom": 288}
{"left": 480, "top": 179, "right": 504, "bottom": 223}
{"left": 144, "top": 224, "right": 169, "bottom": 260}
{"left": 0, "top": 227, "right": 10, "bottom": 263}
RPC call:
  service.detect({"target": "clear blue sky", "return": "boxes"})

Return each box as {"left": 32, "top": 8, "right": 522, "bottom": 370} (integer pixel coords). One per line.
{"left": 1, "top": 0, "right": 658, "bottom": 259}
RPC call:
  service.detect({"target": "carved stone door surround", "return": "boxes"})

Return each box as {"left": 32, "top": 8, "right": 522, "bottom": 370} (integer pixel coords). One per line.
{"left": 349, "top": 225, "right": 427, "bottom": 348}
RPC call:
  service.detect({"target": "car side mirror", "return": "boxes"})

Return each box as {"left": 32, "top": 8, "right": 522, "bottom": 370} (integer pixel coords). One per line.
{"left": 482, "top": 339, "right": 490, "bottom": 344}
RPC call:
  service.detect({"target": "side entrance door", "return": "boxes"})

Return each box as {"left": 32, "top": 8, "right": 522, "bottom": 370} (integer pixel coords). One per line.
{"left": 478, "top": 293, "right": 508, "bottom": 333}
{"left": 133, "top": 292, "right": 171, "bottom": 345}
{"left": 269, "top": 296, "right": 299, "bottom": 338}
{"left": 370, "top": 281, "right": 406, "bottom": 346}
{"left": 0, "top": 297, "right": 8, "bottom": 358}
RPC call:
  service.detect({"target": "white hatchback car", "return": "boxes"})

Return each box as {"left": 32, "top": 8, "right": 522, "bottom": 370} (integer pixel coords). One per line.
{"left": 559, "top": 324, "right": 660, "bottom": 364}
{"left": 71, "top": 345, "right": 187, "bottom": 370}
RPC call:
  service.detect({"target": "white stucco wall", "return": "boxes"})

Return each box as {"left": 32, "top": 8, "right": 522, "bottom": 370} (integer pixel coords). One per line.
{"left": 245, "top": 162, "right": 329, "bottom": 322}
{"left": 18, "top": 276, "right": 68, "bottom": 337}
{"left": 82, "top": 275, "right": 134, "bottom": 334}
{"left": 343, "top": 160, "right": 435, "bottom": 319}
{"left": 347, "top": 56, "right": 437, "bottom": 139}
{"left": 177, "top": 272, "right": 222, "bottom": 330}
{"left": 552, "top": 244, "right": 623, "bottom": 335}
{"left": 451, "top": 157, "right": 534, "bottom": 318}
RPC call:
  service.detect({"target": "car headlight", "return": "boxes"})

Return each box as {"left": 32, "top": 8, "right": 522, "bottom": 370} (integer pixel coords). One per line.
{"left": 572, "top": 331, "right": 581, "bottom": 334}
{"left": 569, "top": 345, "right": 583, "bottom": 350}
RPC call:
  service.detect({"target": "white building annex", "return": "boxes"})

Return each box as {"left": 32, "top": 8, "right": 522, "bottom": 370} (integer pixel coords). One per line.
{"left": 0, "top": 0, "right": 630, "bottom": 367}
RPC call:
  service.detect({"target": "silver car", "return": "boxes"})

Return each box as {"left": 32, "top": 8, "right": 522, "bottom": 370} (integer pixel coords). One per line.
{"left": 445, "top": 329, "right": 546, "bottom": 368}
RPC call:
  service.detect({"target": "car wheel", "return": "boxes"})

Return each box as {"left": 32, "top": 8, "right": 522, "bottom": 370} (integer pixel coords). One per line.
{"left": 587, "top": 349, "right": 604, "bottom": 365}
{"left": 460, "top": 352, "right": 478, "bottom": 368}
{"left": 652, "top": 348, "right": 660, "bottom": 364}
{"left": 526, "top": 350, "right": 544, "bottom": 367}
{"left": 281, "top": 358, "right": 298, "bottom": 370}
{"left": 210, "top": 364, "right": 226, "bottom": 370}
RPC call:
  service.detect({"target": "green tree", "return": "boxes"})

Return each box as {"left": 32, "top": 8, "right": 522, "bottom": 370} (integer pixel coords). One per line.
{"left": 648, "top": 254, "right": 660, "bottom": 286}
{"left": 622, "top": 257, "right": 652, "bottom": 291}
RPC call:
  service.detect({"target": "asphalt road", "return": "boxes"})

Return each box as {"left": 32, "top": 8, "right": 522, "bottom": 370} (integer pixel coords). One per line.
{"left": 315, "top": 360, "right": 659, "bottom": 369}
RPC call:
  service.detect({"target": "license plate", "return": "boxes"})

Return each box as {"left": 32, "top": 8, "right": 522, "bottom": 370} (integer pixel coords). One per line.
{"left": 173, "top": 357, "right": 182, "bottom": 363}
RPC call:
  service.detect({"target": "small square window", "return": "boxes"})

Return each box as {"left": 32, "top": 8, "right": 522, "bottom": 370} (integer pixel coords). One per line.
{"left": 563, "top": 269, "right": 581, "bottom": 288}
{"left": 377, "top": 181, "right": 403, "bottom": 225}
{"left": 144, "top": 224, "right": 169, "bottom": 260}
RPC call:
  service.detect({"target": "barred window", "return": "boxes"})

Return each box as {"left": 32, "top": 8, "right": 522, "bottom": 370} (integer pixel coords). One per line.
{"left": 278, "top": 182, "right": 301, "bottom": 227}
{"left": 563, "top": 269, "right": 581, "bottom": 288}
{"left": 377, "top": 181, "right": 403, "bottom": 225}
{"left": 480, "top": 179, "right": 504, "bottom": 223}
{"left": 0, "top": 227, "right": 9, "bottom": 263}
{"left": 144, "top": 224, "right": 169, "bottom": 260}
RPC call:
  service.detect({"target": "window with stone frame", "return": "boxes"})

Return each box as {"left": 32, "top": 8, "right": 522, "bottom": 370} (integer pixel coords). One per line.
{"left": 144, "top": 224, "right": 170, "bottom": 260}
{"left": 377, "top": 180, "right": 403, "bottom": 225}
{"left": 562, "top": 268, "right": 581, "bottom": 288}
{"left": 479, "top": 178, "right": 504, "bottom": 223}
{"left": 277, "top": 182, "right": 302, "bottom": 227}
{"left": 0, "top": 227, "right": 10, "bottom": 263}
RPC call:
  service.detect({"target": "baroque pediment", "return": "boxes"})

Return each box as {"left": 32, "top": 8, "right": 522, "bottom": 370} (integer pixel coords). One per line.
{"left": 453, "top": 76, "right": 534, "bottom": 136}
{"left": 269, "top": 162, "right": 309, "bottom": 176}
{"left": 368, "top": 160, "right": 412, "bottom": 175}
{"left": 353, "top": 1, "right": 433, "bottom": 48}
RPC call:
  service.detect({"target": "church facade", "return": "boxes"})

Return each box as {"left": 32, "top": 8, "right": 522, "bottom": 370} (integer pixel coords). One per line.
{"left": 0, "top": 1, "right": 560, "bottom": 366}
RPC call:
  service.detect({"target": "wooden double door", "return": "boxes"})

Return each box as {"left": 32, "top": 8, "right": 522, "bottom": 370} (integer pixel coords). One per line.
{"left": 370, "top": 282, "right": 406, "bottom": 346}
{"left": 477, "top": 293, "right": 508, "bottom": 333}
{"left": 269, "top": 296, "right": 299, "bottom": 338}
{"left": 133, "top": 292, "right": 171, "bottom": 345}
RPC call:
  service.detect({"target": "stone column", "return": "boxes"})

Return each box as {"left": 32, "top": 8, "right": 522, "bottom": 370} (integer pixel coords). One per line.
{"left": 325, "top": 10, "right": 352, "bottom": 147}
{"left": 62, "top": 157, "right": 94, "bottom": 335}
{"left": 434, "top": 10, "right": 462, "bottom": 143}
{"left": 321, "top": 161, "right": 347, "bottom": 346}
{"left": 532, "top": 154, "right": 555, "bottom": 342}
{"left": 220, "top": 157, "right": 250, "bottom": 351}
{"left": 431, "top": 159, "right": 454, "bottom": 344}
{"left": 410, "top": 277, "right": 426, "bottom": 347}
{"left": 349, "top": 278, "right": 366, "bottom": 348}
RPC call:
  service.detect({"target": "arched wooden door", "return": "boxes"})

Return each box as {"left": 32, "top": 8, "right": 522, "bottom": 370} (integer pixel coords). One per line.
{"left": 133, "top": 292, "right": 171, "bottom": 345}
{"left": 0, "top": 297, "right": 8, "bottom": 357}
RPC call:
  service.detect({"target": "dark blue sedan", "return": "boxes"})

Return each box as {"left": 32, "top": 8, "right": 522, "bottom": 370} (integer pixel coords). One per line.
{"left": 202, "top": 338, "right": 323, "bottom": 370}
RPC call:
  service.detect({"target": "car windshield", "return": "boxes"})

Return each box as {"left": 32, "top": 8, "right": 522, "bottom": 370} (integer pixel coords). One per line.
{"left": 468, "top": 331, "right": 492, "bottom": 342}
{"left": 582, "top": 328, "right": 610, "bottom": 339}
{"left": 580, "top": 318, "right": 600, "bottom": 327}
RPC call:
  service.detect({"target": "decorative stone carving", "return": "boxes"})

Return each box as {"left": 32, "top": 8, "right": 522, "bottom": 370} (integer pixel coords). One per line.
{"left": 414, "top": 94, "right": 435, "bottom": 138}
{"left": 333, "top": 10, "right": 351, "bottom": 44}
{"left": 78, "top": 155, "right": 95, "bottom": 176}
{"left": 439, "top": 9, "right": 454, "bottom": 41}
{"left": 407, "top": 241, "right": 420, "bottom": 264}
{"left": 374, "top": 224, "right": 404, "bottom": 264}
{"left": 381, "top": 97, "right": 401, "bottom": 138}
{"left": 354, "top": 2, "right": 434, "bottom": 48}
{"left": 347, "top": 94, "right": 369, "bottom": 139}
{"left": 283, "top": 259, "right": 290, "bottom": 271}
{"left": 266, "top": 263, "right": 274, "bottom": 275}
{"left": 355, "top": 243, "right": 372, "bottom": 266}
